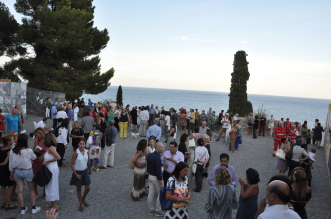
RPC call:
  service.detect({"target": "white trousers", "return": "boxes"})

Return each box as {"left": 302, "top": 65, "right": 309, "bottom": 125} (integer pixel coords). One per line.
{"left": 139, "top": 120, "right": 148, "bottom": 136}
{"left": 148, "top": 175, "right": 161, "bottom": 212}
{"left": 102, "top": 143, "right": 115, "bottom": 167}
{"left": 46, "top": 108, "right": 50, "bottom": 118}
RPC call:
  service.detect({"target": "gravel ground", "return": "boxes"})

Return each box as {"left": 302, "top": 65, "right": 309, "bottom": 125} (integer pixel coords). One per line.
{"left": 1, "top": 114, "right": 331, "bottom": 219}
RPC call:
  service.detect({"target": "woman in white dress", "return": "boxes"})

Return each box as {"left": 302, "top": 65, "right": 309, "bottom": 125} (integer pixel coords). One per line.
{"left": 74, "top": 103, "right": 79, "bottom": 122}
{"left": 43, "top": 133, "right": 61, "bottom": 210}
{"left": 269, "top": 114, "right": 275, "bottom": 137}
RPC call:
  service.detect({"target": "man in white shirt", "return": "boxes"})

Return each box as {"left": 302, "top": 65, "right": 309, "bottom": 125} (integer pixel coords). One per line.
{"left": 161, "top": 141, "right": 184, "bottom": 188}
{"left": 139, "top": 107, "right": 149, "bottom": 137}
{"left": 35, "top": 118, "right": 51, "bottom": 131}
{"left": 216, "top": 114, "right": 229, "bottom": 141}
{"left": 56, "top": 107, "right": 68, "bottom": 120}
{"left": 258, "top": 180, "right": 300, "bottom": 219}
{"left": 233, "top": 113, "right": 239, "bottom": 121}
{"left": 193, "top": 138, "right": 210, "bottom": 192}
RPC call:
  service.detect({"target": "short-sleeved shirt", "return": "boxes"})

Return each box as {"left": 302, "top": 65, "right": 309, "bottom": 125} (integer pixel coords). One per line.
{"left": 292, "top": 146, "right": 308, "bottom": 162}
{"left": 67, "top": 109, "right": 74, "bottom": 121}
{"left": 71, "top": 128, "right": 84, "bottom": 148}
{"left": 149, "top": 108, "right": 156, "bottom": 115}
{"left": 4, "top": 114, "right": 21, "bottom": 132}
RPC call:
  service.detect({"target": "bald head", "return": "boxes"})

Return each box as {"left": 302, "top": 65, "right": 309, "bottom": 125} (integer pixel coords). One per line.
{"left": 266, "top": 180, "right": 290, "bottom": 206}
{"left": 155, "top": 142, "right": 164, "bottom": 153}
{"left": 11, "top": 108, "right": 17, "bottom": 115}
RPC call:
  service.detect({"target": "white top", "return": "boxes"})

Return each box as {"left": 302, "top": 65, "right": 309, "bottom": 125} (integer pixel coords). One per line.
{"left": 165, "top": 115, "right": 170, "bottom": 127}
{"left": 139, "top": 110, "right": 149, "bottom": 120}
{"left": 74, "top": 149, "right": 88, "bottom": 171}
{"left": 147, "top": 146, "right": 155, "bottom": 154}
{"left": 36, "top": 120, "right": 46, "bottom": 129}
{"left": 194, "top": 146, "right": 209, "bottom": 165}
{"left": 74, "top": 107, "right": 79, "bottom": 121}
{"left": 258, "top": 204, "right": 300, "bottom": 219}
{"left": 9, "top": 149, "right": 37, "bottom": 171}
{"left": 309, "top": 152, "right": 316, "bottom": 162}
{"left": 56, "top": 111, "right": 68, "bottom": 119}
{"left": 57, "top": 128, "right": 68, "bottom": 145}
{"left": 233, "top": 116, "right": 238, "bottom": 121}
{"left": 221, "top": 118, "right": 229, "bottom": 128}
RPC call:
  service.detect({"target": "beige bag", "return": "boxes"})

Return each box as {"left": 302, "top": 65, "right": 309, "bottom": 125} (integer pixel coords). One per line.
{"left": 128, "top": 156, "right": 135, "bottom": 169}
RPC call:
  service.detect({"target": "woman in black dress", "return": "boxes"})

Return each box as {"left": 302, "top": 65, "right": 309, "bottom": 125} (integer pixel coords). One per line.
{"left": 290, "top": 169, "right": 311, "bottom": 219}
{"left": 0, "top": 135, "right": 17, "bottom": 210}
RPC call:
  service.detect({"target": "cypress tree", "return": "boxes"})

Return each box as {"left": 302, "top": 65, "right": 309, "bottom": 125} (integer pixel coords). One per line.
{"left": 228, "top": 51, "right": 253, "bottom": 116}
{"left": 116, "top": 85, "right": 123, "bottom": 105}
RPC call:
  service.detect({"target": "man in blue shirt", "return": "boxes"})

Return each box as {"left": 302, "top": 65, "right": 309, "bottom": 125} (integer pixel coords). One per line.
{"left": 146, "top": 142, "right": 165, "bottom": 216}
{"left": 88, "top": 99, "right": 94, "bottom": 110}
{"left": 51, "top": 104, "right": 58, "bottom": 129}
{"left": 208, "top": 153, "right": 238, "bottom": 187}
{"left": 4, "top": 108, "right": 22, "bottom": 133}
{"left": 52, "top": 97, "right": 60, "bottom": 105}
{"left": 149, "top": 104, "right": 156, "bottom": 126}
{"left": 146, "top": 122, "right": 162, "bottom": 141}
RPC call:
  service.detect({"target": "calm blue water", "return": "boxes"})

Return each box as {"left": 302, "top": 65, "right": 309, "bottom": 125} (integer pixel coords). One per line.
{"left": 82, "top": 86, "right": 331, "bottom": 129}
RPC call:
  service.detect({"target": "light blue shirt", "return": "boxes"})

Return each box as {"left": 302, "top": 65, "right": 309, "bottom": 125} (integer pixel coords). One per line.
{"left": 4, "top": 114, "right": 21, "bottom": 132}
{"left": 51, "top": 106, "right": 57, "bottom": 119}
{"left": 146, "top": 124, "right": 162, "bottom": 140}
{"left": 208, "top": 164, "right": 238, "bottom": 187}
{"left": 88, "top": 101, "right": 94, "bottom": 110}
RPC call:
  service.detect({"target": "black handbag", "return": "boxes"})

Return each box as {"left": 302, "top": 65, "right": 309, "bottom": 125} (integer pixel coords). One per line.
{"left": 34, "top": 165, "right": 53, "bottom": 187}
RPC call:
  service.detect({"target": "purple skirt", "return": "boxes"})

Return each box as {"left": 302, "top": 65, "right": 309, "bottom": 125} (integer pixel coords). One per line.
{"left": 276, "top": 158, "right": 288, "bottom": 172}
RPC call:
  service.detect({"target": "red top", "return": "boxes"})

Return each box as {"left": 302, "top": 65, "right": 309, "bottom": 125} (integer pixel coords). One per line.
{"left": 284, "top": 121, "right": 291, "bottom": 132}
{"left": 0, "top": 115, "right": 4, "bottom": 130}
{"left": 273, "top": 127, "right": 286, "bottom": 140}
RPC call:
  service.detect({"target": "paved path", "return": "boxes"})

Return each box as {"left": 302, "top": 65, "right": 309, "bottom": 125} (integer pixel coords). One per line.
{"left": 1, "top": 114, "right": 331, "bottom": 219}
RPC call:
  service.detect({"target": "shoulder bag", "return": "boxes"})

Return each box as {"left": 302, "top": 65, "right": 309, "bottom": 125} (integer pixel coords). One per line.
{"left": 34, "top": 165, "right": 53, "bottom": 187}
{"left": 160, "top": 189, "right": 173, "bottom": 210}
{"left": 275, "top": 149, "right": 286, "bottom": 160}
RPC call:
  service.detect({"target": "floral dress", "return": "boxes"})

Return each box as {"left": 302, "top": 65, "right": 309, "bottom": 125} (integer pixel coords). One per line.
{"left": 165, "top": 176, "right": 189, "bottom": 219}
{"left": 88, "top": 131, "right": 101, "bottom": 166}
{"left": 180, "top": 114, "right": 187, "bottom": 127}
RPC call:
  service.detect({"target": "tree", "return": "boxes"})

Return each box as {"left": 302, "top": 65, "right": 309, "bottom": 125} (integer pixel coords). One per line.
{"left": 228, "top": 51, "right": 253, "bottom": 116}
{"left": 8, "top": 0, "right": 114, "bottom": 99}
{"left": 0, "top": 2, "right": 25, "bottom": 57}
{"left": 116, "top": 85, "right": 123, "bottom": 106}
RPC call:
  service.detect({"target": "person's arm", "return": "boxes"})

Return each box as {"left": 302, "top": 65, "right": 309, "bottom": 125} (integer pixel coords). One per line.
{"left": 61, "top": 128, "right": 68, "bottom": 147}
{"left": 166, "top": 189, "right": 190, "bottom": 204}
{"left": 231, "top": 169, "right": 238, "bottom": 187}
{"left": 238, "top": 180, "right": 258, "bottom": 200}
{"left": 29, "top": 148, "right": 37, "bottom": 160}
{"left": 43, "top": 146, "right": 60, "bottom": 165}
{"left": 87, "top": 152, "right": 92, "bottom": 175}
{"left": 0, "top": 151, "right": 10, "bottom": 166}
{"left": 77, "top": 129, "right": 84, "bottom": 138}
{"left": 132, "top": 151, "right": 144, "bottom": 167}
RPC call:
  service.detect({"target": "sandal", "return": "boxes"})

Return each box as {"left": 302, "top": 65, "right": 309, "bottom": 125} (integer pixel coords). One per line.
{"left": 5, "top": 203, "right": 18, "bottom": 210}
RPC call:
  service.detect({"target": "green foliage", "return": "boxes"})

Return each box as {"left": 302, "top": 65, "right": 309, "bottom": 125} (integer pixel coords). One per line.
{"left": 116, "top": 85, "right": 123, "bottom": 105}
{"left": 228, "top": 51, "right": 253, "bottom": 116}
{"left": 0, "top": 67, "right": 21, "bottom": 82}
{"left": 255, "top": 104, "right": 269, "bottom": 118}
{"left": 6, "top": 0, "right": 114, "bottom": 99}
{"left": 0, "top": 2, "right": 25, "bottom": 57}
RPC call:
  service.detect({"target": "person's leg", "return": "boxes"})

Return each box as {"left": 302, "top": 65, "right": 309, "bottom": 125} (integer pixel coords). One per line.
{"left": 34, "top": 183, "right": 38, "bottom": 197}
{"left": 164, "top": 125, "right": 168, "bottom": 141}
{"left": 148, "top": 177, "right": 157, "bottom": 213}
{"left": 109, "top": 144, "right": 115, "bottom": 167}
{"left": 16, "top": 180, "right": 25, "bottom": 208}
{"left": 102, "top": 146, "right": 111, "bottom": 168}
{"left": 77, "top": 186, "right": 82, "bottom": 207}
{"left": 273, "top": 140, "right": 279, "bottom": 155}
{"left": 162, "top": 171, "right": 170, "bottom": 189}
{"left": 195, "top": 165, "right": 203, "bottom": 192}
{"left": 82, "top": 185, "right": 90, "bottom": 204}
{"left": 262, "top": 126, "right": 265, "bottom": 136}
{"left": 1, "top": 187, "right": 6, "bottom": 205}
{"left": 6, "top": 186, "right": 14, "bottom": 206}
{"left": 27, "top": 181, "right": 36, "bottom": 206}
{"left": 119, "top": 122, "right": 124, "bottom": 138}
{"left": 123, "top": 122, "right": 128, "bottom": 138}
{"left": 57, "top": 143, "right": 65, "bottom": 166}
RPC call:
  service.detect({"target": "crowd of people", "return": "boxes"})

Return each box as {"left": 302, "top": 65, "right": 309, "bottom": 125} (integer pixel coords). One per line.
{"left": 0, "top": 97, "right": 326, "bottom": 218}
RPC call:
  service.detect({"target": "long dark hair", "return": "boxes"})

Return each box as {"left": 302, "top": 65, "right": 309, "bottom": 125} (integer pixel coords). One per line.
{"left": 137, "top": 139, "right": 147, "bottom": 152}
{"left": 60, "top": 118, "right": 69, "bottom": 129}
{"left": 13, "top": 134, "right": 29, "bottom": 155}
{"left": 172, "top": 162, "right": 189, "bottom": 181}
{"left": 180, "top": 133, "right": 188, "bottom": 143}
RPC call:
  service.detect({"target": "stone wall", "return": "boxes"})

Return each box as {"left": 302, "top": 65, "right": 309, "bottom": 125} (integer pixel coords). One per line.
{"left": 0, "top": 82, "right": 27, "bottom": 117}
{"left": 26, "top": 87, "right": 65, "bottom": 116}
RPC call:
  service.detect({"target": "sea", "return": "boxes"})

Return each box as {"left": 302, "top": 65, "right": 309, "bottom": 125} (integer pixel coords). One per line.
{"left": 82, "top": 86, "right": 331, "bottom": 129}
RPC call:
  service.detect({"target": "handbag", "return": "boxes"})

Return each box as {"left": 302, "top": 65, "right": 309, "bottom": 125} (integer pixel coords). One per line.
{"left": 192, "top": 163, "right": 197, "bottom": 174}
{"left": 128, "top": 156, "right": 135, "bottom": 169}
{"left": 188, "top": 138, "right": 195, "bottom": 148}
{"left": 275, "top": 149, "right": 286, "bottom": 160}
{"left": 87, "top": 135, "right": 93, "bottom": 146}
{"left": 34, "top": 165, "right": 53, "bottom": 187}
{"left": 159, "top": 189, "right": 173, "bottom": 210}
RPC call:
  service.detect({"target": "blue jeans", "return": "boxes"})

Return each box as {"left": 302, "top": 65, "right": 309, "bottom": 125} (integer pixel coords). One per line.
{"left": 14, "top": 169, "right": 34, "bottom": 182}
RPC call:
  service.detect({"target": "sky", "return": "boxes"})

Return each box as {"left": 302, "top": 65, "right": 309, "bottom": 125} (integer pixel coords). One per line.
{"left": 2, "top": 0, "right": 331, "bottom": 99}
